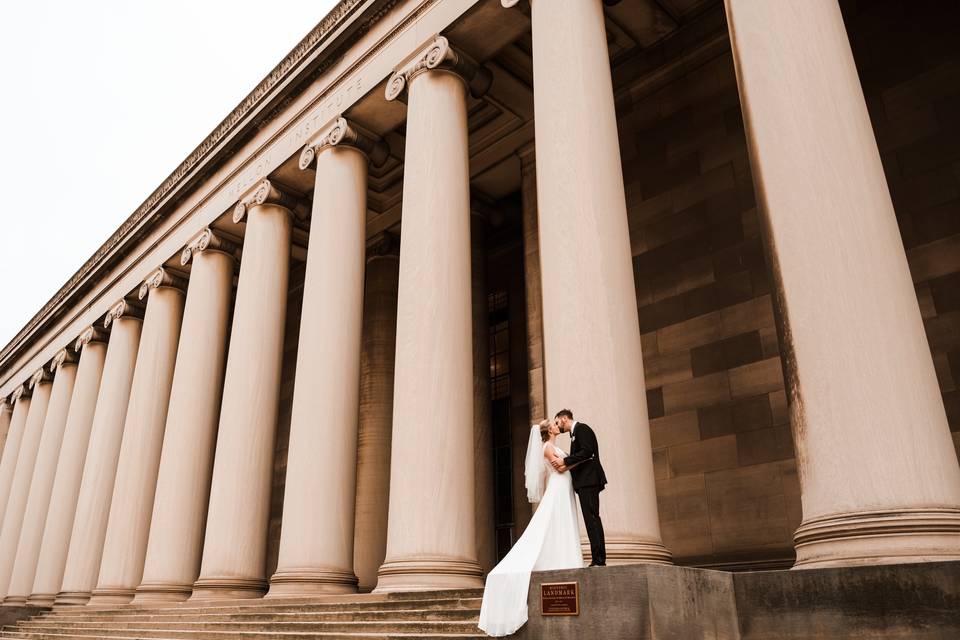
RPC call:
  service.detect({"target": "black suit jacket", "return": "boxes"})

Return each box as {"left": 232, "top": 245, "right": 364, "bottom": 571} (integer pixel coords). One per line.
{"left": 563, "top": 422, "right": 607, "bottom": 491}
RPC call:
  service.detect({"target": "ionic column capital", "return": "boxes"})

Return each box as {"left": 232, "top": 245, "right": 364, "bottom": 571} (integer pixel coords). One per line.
{"left": 10, "top": 382, "right": 30, "bottom": 402}
{"left": 75, "top": 326, "right": 109, "bottom": 353}
{"left": 104, "top": 299, "right": 144, "bottom": 329}
{"left": 299, "top": 117, "right": 389, "bottom": 170}
{"left": 180, "top": 228, "right": 239, "bottom": 266}
{"left": 138, "top": 267, "right": 187, "bottom": 301}
{"left": 232, "top": 179, "right": 299, "bottom": 224}
{"left": 385, "top": 36, "right": 491, "bottom": 102}
{"left": 50, "top": 348, "right": 79, "bottom": 373}
{"left": 29, "top": 366, "right": 53, "bottom": 389}
{"left": 366, "top": 232, "right": 400, "bottom": 262}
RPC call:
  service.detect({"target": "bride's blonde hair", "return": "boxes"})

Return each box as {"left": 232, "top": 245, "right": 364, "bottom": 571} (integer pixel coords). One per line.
{"left": 539, "top": 419, "right": 552, "bottom": 443}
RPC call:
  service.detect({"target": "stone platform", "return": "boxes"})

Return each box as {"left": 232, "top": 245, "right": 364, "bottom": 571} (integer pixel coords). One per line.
{"left": 518, "top": 561, "right": 960, "bottom": 639}
{"left": 1, "top": 563, "right": 956, "bottom": 639}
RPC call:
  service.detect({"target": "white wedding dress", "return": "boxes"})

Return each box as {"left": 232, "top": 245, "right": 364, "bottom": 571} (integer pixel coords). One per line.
{"left": 477, "top": 441, "right": 583, "bottom": 637}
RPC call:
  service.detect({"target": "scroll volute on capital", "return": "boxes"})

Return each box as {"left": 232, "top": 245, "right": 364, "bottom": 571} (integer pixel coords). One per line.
{"left": 138, "top": 266, "right": 187, "bottom": 301}
{"left": 298, "top": 116, "right": 389, "bottom": 171}
{"left": 103, "top": 298, "right": 145, "bottom": 329}
{"left": 232, "top": 179, "right": 301, "bottom": 224}
{"left": 181, "top": 227, "right": 238, "bottom": 266}
{"left": 385, "top": 35, "right": 492, "bottom": 103}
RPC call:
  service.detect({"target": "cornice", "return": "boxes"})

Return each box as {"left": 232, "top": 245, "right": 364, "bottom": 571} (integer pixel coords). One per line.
{"left": 0, "top": 0, "right": 401, "bottom": 368}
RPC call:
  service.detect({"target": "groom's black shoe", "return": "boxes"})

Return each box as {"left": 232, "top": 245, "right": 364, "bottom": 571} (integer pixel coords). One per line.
{"left": 588, "top": 562, "right": 606, "bottom": 567}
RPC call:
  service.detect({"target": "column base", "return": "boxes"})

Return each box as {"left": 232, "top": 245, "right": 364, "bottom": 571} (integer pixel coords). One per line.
{"left": 25, "top": 593, "right": 55, "bottom": 608}
{"left": 87, "top": 588, "right": 134, "bottom": 606}
{"left": 793, "top": 508, "right": 960, "bottom": 569}
{"left": 374, "top": 557, "right": 484, "bottom": 593}
{"left": 2, "top": 596, "right": 27, "bottom": 607}
{"left": 598, "top": 536, "right": 673, "bottom": 566}
{"left": 189, "top": 576, "right": 267, "bottom": 601}
{"left": 266, "top": 568, "right": 358, "bottom": 597}
{"left": 132, "top": 582, "right": 192, "bottom": 604}
{"left": 53, "top": 591, "right": 91, "bottom": 606}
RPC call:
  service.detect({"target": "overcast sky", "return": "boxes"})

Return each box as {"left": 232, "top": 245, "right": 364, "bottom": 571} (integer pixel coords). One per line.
{"left": 0, "top": 0, "right": 339, "bottom": 350}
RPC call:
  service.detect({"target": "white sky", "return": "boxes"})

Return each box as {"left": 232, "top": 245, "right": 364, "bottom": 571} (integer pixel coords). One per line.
{"left": 0, "top": 0, "right": 339, "bottom": 350}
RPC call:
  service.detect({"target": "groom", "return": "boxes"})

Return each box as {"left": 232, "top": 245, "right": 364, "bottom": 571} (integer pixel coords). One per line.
{"left": 552, "top": 409, "right": 607, "bottom": 567}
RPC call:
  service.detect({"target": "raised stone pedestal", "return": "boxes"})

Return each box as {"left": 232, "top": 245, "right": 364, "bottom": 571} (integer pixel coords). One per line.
{"left": 519, "top": 562, "right": 960, "bottom": 639}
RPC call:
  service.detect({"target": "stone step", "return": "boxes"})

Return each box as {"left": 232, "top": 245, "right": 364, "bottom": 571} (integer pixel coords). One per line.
{"left": 17, "top": 616, "right": 481, "bottom": 632}
{"left": 25, "top": 608, "right": 479, "bottom": 625}
{"left": 1, "top": 632, "right": 486, "bottom": 640}
{"left": 5, "top": 620, "right": 484, "bottom": 637}
{"left": 49, "top": 589, "right": 483, "bottom": 617}
{"left": 44, "top": 599, "right": 482, "bottom": 620}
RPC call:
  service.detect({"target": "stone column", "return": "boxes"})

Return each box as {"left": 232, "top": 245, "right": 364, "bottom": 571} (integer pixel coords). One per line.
{"left": 0, "top": 368, "right": 53, "bottom": 599}
{"left": 725, "top": 0, "right": 960, "bottom": 568}
{"left": 0, "top": 386, "right": 31, "bottom": 525}
{"left": 88, "top": 269, "right": 186, "bottom": 605}
{"left": 0, "top": 400, "right": 11, "bottom": 454}
{"left": 26, "top": 328, "right": 108, "bottom": 607}
{"left": 269, "top": 119, "right": 388, "bottom": 597}
{"left": 375, "top": 36, "right": 491, "bottom": 592}
{"left": 512, "top": 0, "right": 671, "bottom": 564}
{"left": 134, "top": 230, "right": 236, "bottom": 603}
{"left": 58, "top": 301, "right": 143, "bottom": 606}
{"left": 471, "top": 210, "right": 495, "bottom": 574}
{"left": 192, "top": 180, "right": 294, "bottom": 600}
{"left": 353, "top": 233, "right": 400, "bottom": 593}
{"left": 3, "top": 350, "right": 78, "bottom": 605}
{"left": 518, "top": 146, "right": 546, "bottom": 425}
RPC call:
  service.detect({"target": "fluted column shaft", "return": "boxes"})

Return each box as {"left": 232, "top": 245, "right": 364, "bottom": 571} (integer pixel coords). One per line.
{"left": 0, "top": 402, "right": 11, "bottom": 457}
{"left": 353, "top": 238, "right": 400, "bottom": 592}
{"left": 0, "top": 373, "right": 53, "bottom": 598}
{"left": 376, "top": 36, "right": 489, "bottom": 591}
{"left": 193, "top": 182, "right": 292, "bottom": 600}
{"left": 27, "top": 331, "right": 107, "bottom": 607}
{"left": 526, "top": 0, "right": 670, "bottom": 564}
{"left": 58, "top": 305, "right": 143, "bottom": 605}
{"left": 4, "top": 354, "right": 78, "bottom": 605}
{"left": 135, "top": 235, "right": 235, "bottom": 603}
{"left": 271, "top": 120, "right": 384, "bottom": 597}
{"left": 725, "top": 0, "right": 960, "bottom": 568}
{"left": 90, "top": 272, "right": 185, "bottom": 605}
{"left": 0, "top": 391, "right": 31, "bottom": 528}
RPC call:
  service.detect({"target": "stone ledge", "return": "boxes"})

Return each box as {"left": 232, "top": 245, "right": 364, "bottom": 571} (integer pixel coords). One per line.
{"left": 517, "top": 561, "right": 960, "bottom": 639}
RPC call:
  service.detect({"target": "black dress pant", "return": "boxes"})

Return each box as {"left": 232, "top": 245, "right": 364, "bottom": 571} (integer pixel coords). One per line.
{"left": 577, "top": 486, "right": 605, "bottom": 565}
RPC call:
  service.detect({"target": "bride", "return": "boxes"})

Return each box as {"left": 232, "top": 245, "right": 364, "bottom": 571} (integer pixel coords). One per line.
{"left": 477, "top": 418, "right": 584, "bottom": 637}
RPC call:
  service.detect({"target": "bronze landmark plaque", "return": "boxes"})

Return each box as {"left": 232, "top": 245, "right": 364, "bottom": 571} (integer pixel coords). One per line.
{"left": 540, "top": 581, "right": 580, "bottom": 616}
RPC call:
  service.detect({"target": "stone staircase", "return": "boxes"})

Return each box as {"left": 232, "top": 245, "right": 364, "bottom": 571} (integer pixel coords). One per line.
{"left": 0, "top": 589, "right": 486, "bottom": 640}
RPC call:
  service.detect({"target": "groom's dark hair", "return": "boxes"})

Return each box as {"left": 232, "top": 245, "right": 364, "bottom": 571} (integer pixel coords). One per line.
{"left": 555, "top": 409, "right": 573, "bottom": 420}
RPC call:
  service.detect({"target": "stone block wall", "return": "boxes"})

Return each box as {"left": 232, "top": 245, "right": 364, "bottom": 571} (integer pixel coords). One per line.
{"left": 617, "top": 46, "right": 797, "bottom": 567}
{"left": 844, "top": 0, "right": 960, "bottom": 449}
{"left": 615, "top": 0, "right": 960, "bottom": 567}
